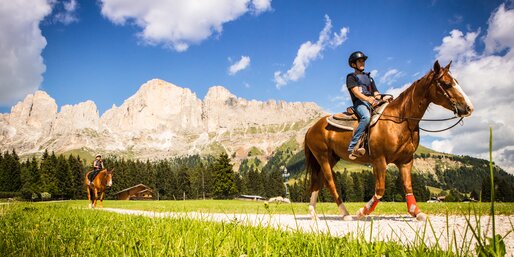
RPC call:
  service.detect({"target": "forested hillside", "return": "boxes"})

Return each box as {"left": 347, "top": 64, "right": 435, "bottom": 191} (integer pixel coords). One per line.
{"left": 0, "top": 142, "right": 513, "bottom": 202}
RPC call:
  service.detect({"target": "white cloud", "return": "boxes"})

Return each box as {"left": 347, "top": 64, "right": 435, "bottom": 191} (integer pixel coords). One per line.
{"left": 369, "top": 69, "right": 378, "bottom": 79}
{"left": 251, "top": 0, "right": 272, "bottom": 14}
{"left": 53, "top": 0, "right": 78, "bottom": 25}
{"left": 484, "top": 3, "right": 514, "bottom": 54}
{"left": 0, "top": 0, "right": 52, "bottom": 106}
{"left": 434, "top": 29, "right": 478, "bottom": 64}
{"left": 330, "top": 27, "right": 349, "bottom": 47}
{"left": 228, "top": 56, "right": 251, "bottom": 75}
{"left": 100, "top": 0, "right": 271, "bottom": 52}
{"left": 379, "top": 69, "right": 404, "bottom": 85}
{"left": 385, "top": 83, "right": 410, "bottom": 98}
{"left": 430, "top": 3, "right": 514, "bottom": 173}
{"left": 274, "top": 15, "right": 349, "bottom": 88}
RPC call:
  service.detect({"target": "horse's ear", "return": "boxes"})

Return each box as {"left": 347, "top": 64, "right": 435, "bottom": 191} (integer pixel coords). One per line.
{"left": 433, "top": 60, "right": 441, "bottom": 74}
{"left": 444, "top": 60, "right": 452, "bottom": 70}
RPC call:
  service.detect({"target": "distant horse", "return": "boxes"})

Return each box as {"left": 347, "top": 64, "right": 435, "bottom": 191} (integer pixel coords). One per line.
{"left": 85, "top": 168, "right": 114, "bottom": 208}
{"left": 305, "top": 61, "right": 473, "bottom": 221}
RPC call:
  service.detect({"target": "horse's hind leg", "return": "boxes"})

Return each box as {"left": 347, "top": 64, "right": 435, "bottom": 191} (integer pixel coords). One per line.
{"left": 319, "top": 158, "right": 352, "bottom": 221}
{"left": 86, "top": 187, "right": 93, "bottom": 208}
{"left": 308, "top": 168, "right": 323, "bottom": 220}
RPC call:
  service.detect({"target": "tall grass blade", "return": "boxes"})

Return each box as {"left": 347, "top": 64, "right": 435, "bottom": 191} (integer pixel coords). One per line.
{"left": 489, "top": 127, "right": 496, "bottom": 254}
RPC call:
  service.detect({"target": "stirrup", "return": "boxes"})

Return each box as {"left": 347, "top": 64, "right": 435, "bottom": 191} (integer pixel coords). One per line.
{"left": 349, "top": 148, "right": 365, "bottom": 160}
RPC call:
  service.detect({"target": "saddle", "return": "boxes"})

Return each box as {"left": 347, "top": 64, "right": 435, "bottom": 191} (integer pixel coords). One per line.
{"left": 326, "top": 95, "right": 393, "bottom": 130}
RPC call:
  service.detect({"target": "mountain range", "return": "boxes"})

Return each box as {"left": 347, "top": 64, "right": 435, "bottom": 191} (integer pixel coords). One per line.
{"left": 0, "top": 79, "right": 324, "bottom": 162}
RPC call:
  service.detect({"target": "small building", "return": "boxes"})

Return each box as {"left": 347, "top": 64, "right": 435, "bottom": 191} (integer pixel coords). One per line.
{"left": 114, "top": 184, "right": 155, "bottom": 200}
{"left": 237, "top": 194, "right": 266, "bottom": 201}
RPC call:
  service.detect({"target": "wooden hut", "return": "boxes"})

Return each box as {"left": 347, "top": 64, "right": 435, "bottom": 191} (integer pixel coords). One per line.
{"left": 114, "top": 184, "right": 155, "bottom": 200}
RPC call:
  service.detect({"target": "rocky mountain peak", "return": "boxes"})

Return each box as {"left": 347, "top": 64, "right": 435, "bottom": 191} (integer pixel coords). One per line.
{"left": 203, "top": 86, "right": 237, "bottom": 107}
{"left": 8, "top": 90, "right": 57, "bottom": 129}
{"left": 1, "top": 79, "right": 325, "bottom": 160}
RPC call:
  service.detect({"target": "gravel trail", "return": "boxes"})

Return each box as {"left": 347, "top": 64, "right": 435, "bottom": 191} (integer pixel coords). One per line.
{"left": 100, "top": 208, "right": 513, "bottom": 254}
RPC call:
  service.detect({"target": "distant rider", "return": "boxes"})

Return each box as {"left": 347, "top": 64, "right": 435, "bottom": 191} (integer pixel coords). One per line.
{"left": 88, "top": 154, "right": 104, "bottom": 185}
{"left": 346, "top": 51, "right": 381, "bottom": 160}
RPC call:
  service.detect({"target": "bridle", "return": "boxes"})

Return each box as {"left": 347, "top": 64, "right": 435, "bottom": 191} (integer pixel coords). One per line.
{"left": 380, "top": 71, "right": 464, "bottom": 133}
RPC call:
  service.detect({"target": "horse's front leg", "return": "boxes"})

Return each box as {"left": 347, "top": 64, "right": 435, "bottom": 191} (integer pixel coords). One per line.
{"left": 93, "top": 188, "right": 99, "bottom": 208}
{"left": 98, "top": 191, "right": 105, "bottom": 208}
{"left": 398, "top": 160, "right": 427, "bottom": 221}
{"left": 356, "top": 158, "right": 386, "bottom": 219}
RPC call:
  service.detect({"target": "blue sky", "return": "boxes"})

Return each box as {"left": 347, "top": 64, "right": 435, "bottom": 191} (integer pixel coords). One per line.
{"left": 1, "top": 0, "right": 514, "bottom": 172}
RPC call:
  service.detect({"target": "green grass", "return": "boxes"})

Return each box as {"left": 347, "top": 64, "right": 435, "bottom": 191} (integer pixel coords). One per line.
{"left": 61, "top": 200, "right": 514, "bottom": 216}
{"left": 415, "top": 145, "right": 439, "bottom": 155}
{"left": 61, "top": 148, "right": 95, "bottom": 163}
{"left": 0, "top": 202, "right": 465, "bottom": 257}
{"left": 333, "top": 159, "right": 372, "bottom": 172}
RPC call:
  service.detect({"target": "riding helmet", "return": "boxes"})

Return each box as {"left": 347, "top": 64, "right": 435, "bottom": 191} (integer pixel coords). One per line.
{"left": 348, "top": 51, "right": 368, "bottom": 67}
{"left": 95, "top": 154, "right": 102, "bottom": 158}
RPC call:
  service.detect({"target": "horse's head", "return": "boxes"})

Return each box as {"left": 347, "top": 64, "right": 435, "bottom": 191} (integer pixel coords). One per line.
{"left": 105, "top": 168, "right": 114, "bottom": 187}
{"left": 428, "top": 60, "right": 474, "bottom": 117}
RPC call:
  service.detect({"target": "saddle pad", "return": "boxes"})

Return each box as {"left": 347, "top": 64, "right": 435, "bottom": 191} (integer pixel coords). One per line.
{"left": 326, "top": 116, "right": 355, "bottom": 130}
{"left": 327, "top": 102, "right": 390, "bottom": 130}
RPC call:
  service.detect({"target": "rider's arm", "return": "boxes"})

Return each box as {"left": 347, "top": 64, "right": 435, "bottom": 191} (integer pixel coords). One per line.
{"left": 370, "top": 78, "right": 380, "bottom": 99}
{"left": 350, "top": 87, "right": 375, "bottom": 104}
{"left": 93, "top": 160, "right": 99, "bottom": 169}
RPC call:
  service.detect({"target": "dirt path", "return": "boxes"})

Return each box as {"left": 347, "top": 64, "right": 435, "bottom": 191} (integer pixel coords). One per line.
{"left": 100, "top": 208, "right": 513, "bottom": 254}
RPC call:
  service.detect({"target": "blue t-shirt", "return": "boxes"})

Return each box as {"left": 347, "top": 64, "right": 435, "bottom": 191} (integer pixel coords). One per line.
{"left": 346, "top": 72, "right": 378, "bottom": 104}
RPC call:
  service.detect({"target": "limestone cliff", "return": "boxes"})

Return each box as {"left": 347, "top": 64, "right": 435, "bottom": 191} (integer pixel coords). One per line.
{"left": 0, "top": 79, "right": 325, "bottom": 159}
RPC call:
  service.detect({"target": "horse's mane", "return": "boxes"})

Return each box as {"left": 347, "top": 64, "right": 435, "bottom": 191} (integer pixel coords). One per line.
{"left": 389, "top": 70, "right": 434, "bottom": 111}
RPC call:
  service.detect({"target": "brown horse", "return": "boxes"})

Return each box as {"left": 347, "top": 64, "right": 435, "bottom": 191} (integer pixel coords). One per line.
{"left": 85, "top": 168, "right": 114, "bottom": 208}
{"left": 305, "top": 61, "right": 473, "bottom": 221}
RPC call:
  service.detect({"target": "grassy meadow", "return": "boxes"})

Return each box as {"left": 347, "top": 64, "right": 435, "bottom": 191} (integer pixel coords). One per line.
{"left": 58, "top": 199, "right": 514, "bottom": 216}
{"left": 1, "top": 200, "right": 513, "bottom": 256}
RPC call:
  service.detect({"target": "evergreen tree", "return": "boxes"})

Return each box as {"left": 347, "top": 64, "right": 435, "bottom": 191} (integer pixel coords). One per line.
{"left": 20, "top": 157, "right": 41, "bottom": 200}
{"left": 243, "top": 167, "right": 264, "bottom": 196}
{"left": 351, "top": 173, "right": 364, "bottom": 202}
{"left": 212, "top": 152, "right": 237, "bottom": 199}
{"left": 40, "top": 151, "right": 59, "bottom": 198}
{"left": 265, "top": 169, "right": 285, "bottom": 198}
{"left": 343, "top": 171, "right": 356, "bottom": 202}
{"left": 55, "top": 155, "right": 73, "bottom": 199}
{"left": 176, "top": 166, "right": 191, "bottom": 199}
{"left": 0, "top": 150, "right": 22, "bottom": 192}
{"left": 234, "top": 172, "right": 244, "bottom": 196}
{"left": 68, "top": 155, "right": 86, "bottom": 199}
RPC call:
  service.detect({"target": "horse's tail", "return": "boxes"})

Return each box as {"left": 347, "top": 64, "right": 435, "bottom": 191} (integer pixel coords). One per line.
{"left": 304, "top": 129, "right": 321, "bottom": 198}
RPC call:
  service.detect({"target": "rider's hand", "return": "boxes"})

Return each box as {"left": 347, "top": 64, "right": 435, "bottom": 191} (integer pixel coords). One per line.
{"left": 367, "top": 97, "right": 375, "bottom": 104}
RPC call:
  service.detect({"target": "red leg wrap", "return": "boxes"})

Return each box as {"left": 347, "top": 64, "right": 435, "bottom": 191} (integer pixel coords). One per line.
{"left": 362, "top": 195, "right": 380, "bottom": 215}
{"left": 406, "top": 194, "right": 421, "bottom": 216}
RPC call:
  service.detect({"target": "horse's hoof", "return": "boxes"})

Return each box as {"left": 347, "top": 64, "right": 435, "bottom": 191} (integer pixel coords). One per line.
{"left": 416, "top": 212, "right": 427, "bottom": 221}
{"left": 342, "top": 215, "right": 353, "bottom": 221}
{"left": 308, "top": 205, "right": 318, "bottom": 220}
{"left": 88, "top": 204, "right": 92, "bottom": 209}
{"left": 355, "top": 208, "right": 366, "bottom": 220}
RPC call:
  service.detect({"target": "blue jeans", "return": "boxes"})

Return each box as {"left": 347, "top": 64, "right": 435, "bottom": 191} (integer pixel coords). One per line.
{"left": 348, "top": 99, "right": 371, "bottom": 152}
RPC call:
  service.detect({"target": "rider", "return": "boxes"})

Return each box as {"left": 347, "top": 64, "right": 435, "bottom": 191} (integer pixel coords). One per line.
{"left": 346, "top": 51, "right": 381, "bottom": 160}
{"left": 88, "top": 154, "right": 104, "bottom": 185}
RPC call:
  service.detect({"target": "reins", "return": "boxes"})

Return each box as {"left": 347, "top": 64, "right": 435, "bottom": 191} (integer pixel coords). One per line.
{"left": 379, "top": 114, "right": 464, "bottom": 132}
{"left": 377, "top": 72, "right": 465, "bottom": 133}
